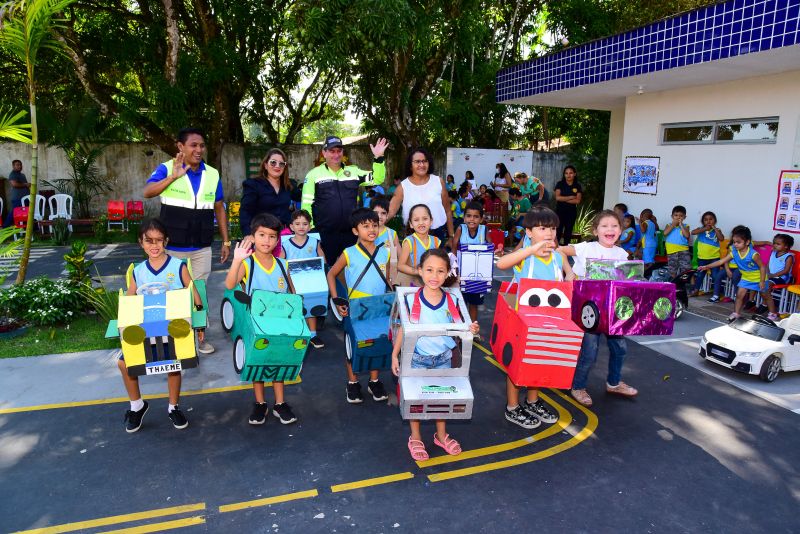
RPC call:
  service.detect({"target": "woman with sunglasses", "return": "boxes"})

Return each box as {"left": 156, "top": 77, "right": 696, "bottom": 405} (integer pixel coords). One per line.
{"left": 240, "top": 148, "right": 294, "bottom": 236}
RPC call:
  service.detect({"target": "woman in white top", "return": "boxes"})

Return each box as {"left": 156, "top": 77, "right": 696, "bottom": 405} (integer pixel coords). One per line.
{"left": 388, "top": 148, "right": 454, "bottom": 242}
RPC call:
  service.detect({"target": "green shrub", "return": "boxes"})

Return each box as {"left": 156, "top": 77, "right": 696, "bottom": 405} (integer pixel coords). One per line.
{"left": 79, "top": 271, "right": 120, "bottom": 323}
{"left": 63, "top": 241, "right": 94, "bottom": 285}
{"left": 0, "top": 277, "right": 85, "bottom": 326}
{"left": 52, "top": 217, "right": 70, "bottom": 246}
{"left": 94, "top": 215, "right": 111, "bottom": 243}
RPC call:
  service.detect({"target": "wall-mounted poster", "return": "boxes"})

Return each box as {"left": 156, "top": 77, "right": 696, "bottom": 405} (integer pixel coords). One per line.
{"left": 623, "top": 156, "right": 660, "bottom": 195}
{"left": 773, "top": 170, "right": 800, "bottom": 234}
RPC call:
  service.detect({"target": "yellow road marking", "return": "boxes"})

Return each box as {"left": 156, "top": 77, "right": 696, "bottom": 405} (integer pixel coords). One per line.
{"left": 0, "top": 379, "right": 300, "bottom": 415}
{"left": 219, "top": 489, "right": 318, "bottom": 513}
{"left": 97, "top": 516, "right": 205, "bottom": 534}
{"left": 12, "top": 503, "right": 205, "bottom": 534}
{"left": 427, "top": 390, "right": 598, "bottom": 482}
{"left": 473, "top": 341, "right": 493, "bottom": 357}
{"left": 417, "top": 392, "right": 571, "bottom": 467}
{"left": 331, "top": 472, "right": 414, "bottom": 493}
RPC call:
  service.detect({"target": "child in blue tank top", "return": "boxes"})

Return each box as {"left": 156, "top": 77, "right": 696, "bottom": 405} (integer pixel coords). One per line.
{"left": 372, "top": 196, "right": 400, "bottom": 283}
{"left": 699, "top": 225, "right": 775, "bottom": 321}
{"left": 391, "top": 249, "right": 479, "bottom": 461}
{"left": 226, "top": 213, "right": 300, "bottom": 426}
{"left": 279, "top": 209, "right": 326, "bottom": 349}
{"left": 497, "top": 206, "right": 574, "bottom": 429}
{"left": 636, "top": 208, "right": 658, "bottom": 267}
{"left": 451, "top": 201, "right": 493, "bottom": 325}
{"left": 690, "top": 211, "right": 725, "bottom": 301}
{"left": 618, "top": 214, "right": 637, "bottom": 257}
{"left": 119, "top": 218, "right": 202, "bottom": 433}
{"left": 327, "top": 208, "right": 392, "bottom": 405}
{"left": 399, "top": 204, "right": 441, "bottom": 286}
{"left": 663, "top": 205, "right": 692, "bottom": 278}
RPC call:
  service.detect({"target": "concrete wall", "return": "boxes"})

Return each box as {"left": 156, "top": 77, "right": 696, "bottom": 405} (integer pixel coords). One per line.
{"left": 0, "top": 141, "right": 561, "bottom": 219}
{"left": 608, "top": 69, "right": 800, "bottom": 241}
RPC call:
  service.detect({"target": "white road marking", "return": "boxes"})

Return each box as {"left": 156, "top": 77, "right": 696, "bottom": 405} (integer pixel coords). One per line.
{"left": 92, "top": 243, "right": 119, "bottom": 259}
{"left": 637, "top": 336, "right": 703, "bottom": 345}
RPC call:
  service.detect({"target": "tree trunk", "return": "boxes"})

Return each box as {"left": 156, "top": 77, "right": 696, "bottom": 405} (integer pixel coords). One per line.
{"left": 16, "top": 93, "right": 37, "bottom": 284}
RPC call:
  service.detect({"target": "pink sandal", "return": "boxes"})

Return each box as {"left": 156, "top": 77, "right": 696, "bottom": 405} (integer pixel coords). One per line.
{"left": 433, "top": 433, "right": 462, "bottom": 456}
{"left": 408, "top": 437, "right": 429, "bottom": 461}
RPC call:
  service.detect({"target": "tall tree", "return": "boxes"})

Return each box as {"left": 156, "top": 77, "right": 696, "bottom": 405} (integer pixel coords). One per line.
{"left": 0, "top": 0, "right": 76, "bottom": 284}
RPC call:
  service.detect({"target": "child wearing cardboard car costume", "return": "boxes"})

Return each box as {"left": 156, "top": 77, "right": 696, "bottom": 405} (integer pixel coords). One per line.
{"left": 119, "top": 218, "right": 204, "bottom": 433}
{"left": 278, "top": 209, "right": 326, "bottom": 349}
{"left": 226, "top": 213, "right": 299, "bottom": 425}
{"left": 559, "top": 210, "right": 638, "bottom": 407}
{"left": 451, "top": 201, "right": 493, "bottom": 325}
{"left": 496, "top": 206, "right": 574, "bottom": 429}
{"left": 391, "top": 248, "right": 479, "bottom": 460}
{"left": 327, "top": 208, "right": 392, "bottom": 404}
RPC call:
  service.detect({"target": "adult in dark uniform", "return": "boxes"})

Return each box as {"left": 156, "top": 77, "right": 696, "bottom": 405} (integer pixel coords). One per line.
{"left": 300, "top": 135, "right": 388, "bottom": 263}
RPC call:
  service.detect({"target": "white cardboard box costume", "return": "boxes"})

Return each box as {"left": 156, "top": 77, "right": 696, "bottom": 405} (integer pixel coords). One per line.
{"left": 391, "top": 287, "right": 475, "bottom": 420}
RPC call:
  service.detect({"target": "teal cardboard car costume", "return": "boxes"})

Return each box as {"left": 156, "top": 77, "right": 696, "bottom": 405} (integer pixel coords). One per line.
{"left": 220, "top": 289, "right": 311, "bottom": 382}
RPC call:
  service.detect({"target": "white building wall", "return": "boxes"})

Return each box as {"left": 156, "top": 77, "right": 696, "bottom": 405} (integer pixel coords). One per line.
{"left": 604, "top": 107, "right": 625, "bottom": 208}
{"left": 609, "top": 69, "right": 800, "bottom": 242}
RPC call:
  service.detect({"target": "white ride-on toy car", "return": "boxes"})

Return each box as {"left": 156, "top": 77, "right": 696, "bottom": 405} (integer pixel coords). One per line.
{"left": 699, "top": 313, "right": 800, "bottom": 382}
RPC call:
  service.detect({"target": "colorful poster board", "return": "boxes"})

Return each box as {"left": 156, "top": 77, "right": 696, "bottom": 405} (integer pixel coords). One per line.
{"left": 773, "top": 170, "right": 800, "bottom": 233}
{"left": 623, "top": 156, "right": 660, "bottom": 195}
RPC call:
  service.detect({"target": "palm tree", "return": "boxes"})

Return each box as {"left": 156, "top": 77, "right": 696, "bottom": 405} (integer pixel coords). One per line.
{"left": 0, "top": 0, "right": 76, "bottom": 283}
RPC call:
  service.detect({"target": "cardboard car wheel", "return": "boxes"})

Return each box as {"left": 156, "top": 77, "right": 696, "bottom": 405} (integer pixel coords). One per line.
{"left": 220, "top": 298, "right": 234, "bottom": 332}
{"left": 759, "top": 354, "right": 781, "bottom": 382}
{"left": 345, "top": 332, "right": 353, "bottom": 361}
{"left": 580, "top": 302, "right": 600, "bottom": 331}
{"left": 675, "top": 299, "right": 685, "bottom": 320}
{"left": 233, "top": 336, "right": 245, "bottom": 375}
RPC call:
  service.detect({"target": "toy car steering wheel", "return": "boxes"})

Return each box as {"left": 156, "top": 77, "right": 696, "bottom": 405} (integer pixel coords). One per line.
{"left": 137, "top": 282, "right": 170, "bottom": 295}
{"left": 750, "top": 314, "right": 778, "bottom": 327}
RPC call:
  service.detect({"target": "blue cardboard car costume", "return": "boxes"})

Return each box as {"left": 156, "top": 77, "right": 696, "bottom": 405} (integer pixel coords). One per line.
{"left": 286, "top": 257, "right": 328, "bottom": 318}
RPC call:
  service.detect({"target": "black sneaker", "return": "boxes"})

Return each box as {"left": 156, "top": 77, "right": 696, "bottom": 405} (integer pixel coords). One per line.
{"left": 249, "top": 402, "right": 269, "bottom": 425}
{"left": 310, "top": 336, "right": 325, "bottom": 349}
{"left": 124, "top": 401, "right": 149, "bottom": 433}
{"left": 168, "top": 406, "right": 189, "bottom": 429}
{"left": 523, "top": 399, "right": 559, "bottom": 424}
{"left": 755, "top": 304, "right": 769, "bottom": 315}
{"left": 273, "top": 403, "right": 297, "bottom": 424}
{"left": 367, "top": 380, "right": 388, "bottom": 402}
{"left": 346, "top": 382, "right": 364, "bottom": 404}
{"left": 505, "top": 405, "right": 541, "bottom": 429}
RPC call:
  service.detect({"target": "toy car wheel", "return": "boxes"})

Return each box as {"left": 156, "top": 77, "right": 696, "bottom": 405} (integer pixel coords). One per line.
{"left": 233, "top": 336, "right": 245, "bottom": 375}
{"left": 580, "top": 302, "right": 600, "bottom": 331}
{"left": 675, "top": 299, "right": 685, "bottom": 320}
{"left": 345, "top": 333, "right": 353, "bottom": 361}
{"left": 759, "top": 354, "right": 781, "bottom": 382}
{"left": 220, "top": 298, "right": 234, "bottom": 333}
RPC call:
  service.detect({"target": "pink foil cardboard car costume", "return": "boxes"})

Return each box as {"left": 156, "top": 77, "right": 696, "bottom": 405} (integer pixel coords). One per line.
{"left": 572, "top": 259, "right": 676, "bottom": 335}
{"left": 490, "top": 279, "right": 584, "bottom": 388}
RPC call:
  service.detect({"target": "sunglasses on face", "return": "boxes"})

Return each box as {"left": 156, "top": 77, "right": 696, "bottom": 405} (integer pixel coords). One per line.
{"left": 412, "top": 159, "right": 428, "bottom": 165}
{"left": 268, "top": 159, "right": 286, "bottom": 168}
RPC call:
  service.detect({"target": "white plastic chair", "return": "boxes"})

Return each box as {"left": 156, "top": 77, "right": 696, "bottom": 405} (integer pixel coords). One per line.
{"left": 48, "top": 193, "right": 73, "bottom": 232}
{"left": 21, "top": 194, "right": 47, "bottom": 221}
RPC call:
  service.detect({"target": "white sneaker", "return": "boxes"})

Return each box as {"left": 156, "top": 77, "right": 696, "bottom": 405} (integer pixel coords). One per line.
{"left": 197, "top": 341, "right": 215, "bottom": 354}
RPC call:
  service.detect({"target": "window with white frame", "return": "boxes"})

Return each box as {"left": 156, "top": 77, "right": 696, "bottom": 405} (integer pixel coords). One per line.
{"left": 661, "top": 118, "right": 779, "bottom": 145}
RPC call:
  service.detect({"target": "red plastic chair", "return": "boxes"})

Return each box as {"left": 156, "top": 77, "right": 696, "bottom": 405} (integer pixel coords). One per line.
{"left": 127, "top": 200, "right": 144, "bottom": 223}
{"left": 107, "top": 200, "right": 126, "bottom": 231}
{"left": 12, "top": 206, "right": 28, "bottom": 240}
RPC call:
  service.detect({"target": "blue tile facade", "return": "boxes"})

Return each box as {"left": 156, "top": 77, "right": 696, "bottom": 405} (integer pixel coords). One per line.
{"left": 497, "top": 0, "right": 800, "bottom": 102}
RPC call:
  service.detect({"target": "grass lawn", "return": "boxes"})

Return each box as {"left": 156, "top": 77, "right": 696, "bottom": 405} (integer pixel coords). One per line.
{"left": 0, "top": 315, "right": 117, "bottom": 358}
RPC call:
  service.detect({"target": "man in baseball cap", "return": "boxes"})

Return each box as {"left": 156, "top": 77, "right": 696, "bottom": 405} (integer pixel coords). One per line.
{"left": 301, "top": 134, "right": 389, "bottom": 262}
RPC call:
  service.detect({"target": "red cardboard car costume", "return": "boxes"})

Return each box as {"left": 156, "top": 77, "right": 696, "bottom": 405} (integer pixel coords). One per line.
{"left": 490, "top": 278, "right": 584, "bottom": 388}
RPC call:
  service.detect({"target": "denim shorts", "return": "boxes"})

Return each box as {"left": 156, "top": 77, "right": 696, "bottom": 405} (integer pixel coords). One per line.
{"left": 411, "top": 350, "right": 453, "bottom": 370}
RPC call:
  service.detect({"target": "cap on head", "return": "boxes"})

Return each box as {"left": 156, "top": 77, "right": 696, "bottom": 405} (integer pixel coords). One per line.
{"left": 323, "top": 136, "right": 343, "bottom": 150}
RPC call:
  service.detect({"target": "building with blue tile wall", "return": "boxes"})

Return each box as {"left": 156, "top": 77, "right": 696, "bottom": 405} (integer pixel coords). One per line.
{"left": 497, "top": 0, "right": 800, "bottom": 240}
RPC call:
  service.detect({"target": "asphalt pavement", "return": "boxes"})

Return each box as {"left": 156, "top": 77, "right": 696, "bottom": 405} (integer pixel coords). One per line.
{"left": 1, "top": 266, "right": 799, "bottom": 533}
